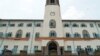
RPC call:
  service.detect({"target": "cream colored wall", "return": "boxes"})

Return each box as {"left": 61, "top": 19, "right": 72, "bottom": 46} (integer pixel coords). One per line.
{"left": 64, "top": 40, "right": 100, "bottom": 51}
{"left": 42, "top": 5, "right": 63, "bottom": 37}
{"left": 0, "top": 20, "right": 100, "bottom": 54}
{"left": 63, "top": 22, "right": 99, "bottom": 38}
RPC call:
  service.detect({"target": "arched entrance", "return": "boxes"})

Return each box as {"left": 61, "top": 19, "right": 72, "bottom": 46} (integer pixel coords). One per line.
{"left": 47, "top": 41, "right": 60, "bottom": 56}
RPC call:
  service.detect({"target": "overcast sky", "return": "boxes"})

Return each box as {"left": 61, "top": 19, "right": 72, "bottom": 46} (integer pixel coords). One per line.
{"left": 0, "top": 0, "right": 100, "bottom": 20}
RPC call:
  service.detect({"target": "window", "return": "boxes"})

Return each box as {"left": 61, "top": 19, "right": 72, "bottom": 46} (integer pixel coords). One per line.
{"left": 98, "top": 24, "right": 100, "bottom": 27}
{"left": 23, "top": 45, "right": 28, "bottom": 51}
{"left": 73, "top": 24, "right": 78, "bottom": 27}
{"left": 90, "top": 24, "right": 94, "bottom": 27}
{"left": 6, "top": 32, "right": 12, "bottom": 37}
{"left": 86, "top": 45, "right": 93, "bottom": 52}
{"left": 36, "top": 23, "right": 41, "bottom": 27}
{"left": 27, "top": 23, "right": 32, "bottom": 27}
{"left": 34, "top": 46, "right": 38, "bottom": 51}
{"left": 81, "top": 24, "right": 87, "bottom": 27}
{"left": 18, "top": 23, "right": 23, "bottom": 27}
{"left": 97, "top": 46, "right": 100, "bottom": 50}
{"left": 26, "top": 32, "right": 30, "bottom": 38}
{"left": 67, "top": 46, "right": 71, "bottom": 51}
{"left": 4, "top": 45, "right": 8, "bottom": 49}
{"left": 0, "top": 32, "right": 3, "bottom": 37}
{"left": 0, "top": 24, "right": 6, "bottom": 27}
{"left": 77, "top": 46, "right": 81, "bottom": 49}
{"left": 77, "top": 46, "right": 81, "bottom": 51}
{"left": 93, "top": 33, "right": 99, "bottom": 38}
{"left": 50, "top": 0, "right": 55, "bottom": 3}
{"left": 74, "top": 33, "right": 81, "bottom": 38}
{"left": 64, "top": 24, "right": 69, "bottom": 27}
{"left": 49, "top": 31, "right": 56, "bottom": 37}
{"left": 66, "top": 33, "right": 70, "bottom": 37}
{"left": 12, "top": 45, "right": 18, "bottom": 54}
{"left": 9, "top": 24, "right": 15, "bottom": 27}
{"left": 35, "top": 32, "right": 40, "bottom": 38}
{"left": 82, "top": 30, "right": 90, "bottom": 38}
{"left": 49, "top": 20, "right": 56, "bottom": 28}
{"left": 16, "top": 30, "right": 23, "bottom": 38}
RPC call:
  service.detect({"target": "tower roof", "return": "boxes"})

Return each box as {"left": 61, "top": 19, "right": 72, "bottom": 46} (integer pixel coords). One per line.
{"left": 46, "top": 0, "right": 59, "bottom": 6}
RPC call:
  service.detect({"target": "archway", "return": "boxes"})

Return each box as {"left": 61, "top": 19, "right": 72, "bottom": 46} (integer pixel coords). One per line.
{"left": 47, "top": 41, "right": 60, "bottom": 56}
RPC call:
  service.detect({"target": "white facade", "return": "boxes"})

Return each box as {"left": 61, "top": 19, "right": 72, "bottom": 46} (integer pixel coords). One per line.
{"left": 0, "top": 0, "right": 100, "bottom": 55}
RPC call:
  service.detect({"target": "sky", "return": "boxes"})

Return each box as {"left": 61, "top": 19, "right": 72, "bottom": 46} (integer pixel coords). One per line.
{"left": 0, "top": 0, "right": 100, "bottom": 20}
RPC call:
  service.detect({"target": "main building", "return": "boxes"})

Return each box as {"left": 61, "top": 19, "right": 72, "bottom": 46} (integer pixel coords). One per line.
{"left": 0, "top": 0, "right": 100, "bottom": 56}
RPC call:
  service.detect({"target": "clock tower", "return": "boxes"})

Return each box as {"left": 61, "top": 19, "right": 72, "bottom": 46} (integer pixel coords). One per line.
{"left": 42, "top": 0, "right": 63, "bottom": 37}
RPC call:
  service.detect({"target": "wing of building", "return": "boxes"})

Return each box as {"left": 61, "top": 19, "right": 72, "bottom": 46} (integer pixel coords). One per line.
{"left": 0, "top": 0, "right": 100, "bottom": 56}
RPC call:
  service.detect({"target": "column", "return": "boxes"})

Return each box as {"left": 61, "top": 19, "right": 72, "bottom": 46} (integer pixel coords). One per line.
{"left": 44, "top": 46, "right": 48, "bottom": 56}
{"left": 57, "top": 46, "right": 61, "bottom": 56}
{"left": 42, "top": 46, "right": 45, "bottom": 56}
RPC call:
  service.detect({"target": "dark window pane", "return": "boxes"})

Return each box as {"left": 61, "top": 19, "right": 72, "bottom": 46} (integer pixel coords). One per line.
{"left": 64, "top": 24, "right": 69, "bottom": 27}
{"left": 51, "top": 0, "right": 55, "bottom": 3}
{"left": 9, "top": 24, "right": 15, "bottom": 27}
{"left": 66, "top": 33, "right": 70, "bottom": 37}
{"left": 27, "top": 23, "right": 32, "bottom": 27}
{"left": 90, "top": 24, "right": 94, "bottom": 27}
{"left": 18, "top": 23, "right": 23, "bottom": 27}
{"left": 26, "top": 32, "right": 30, "bottom": 38}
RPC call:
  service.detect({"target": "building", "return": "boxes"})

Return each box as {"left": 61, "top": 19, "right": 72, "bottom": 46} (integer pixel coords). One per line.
{"left": 0, "top": 0, "right": 100, "bottom": 56}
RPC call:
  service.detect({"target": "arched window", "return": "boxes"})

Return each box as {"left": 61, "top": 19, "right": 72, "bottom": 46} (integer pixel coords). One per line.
{"left": 81, "top": 24, "right": 87, "bottom": 27}
{"left": 74, "top": 33, "right": 81, "bottom": 38}
{"left": 49, "top": 20, "right": 56, "bottom": 28}
{"left": 50, "top": 0, "right": 55, "bottom": 3}
{"left": 73, "top": 24, "right": 79, "bottom": 27}
{"left": 49, "top": 31, "right": 56, "bottom": 37}
{"left": 82, "top": 30, "right": 90, "bottom": 38}
{"left": 35, "top": 32, "right": 40, "bottom": 38}
{"left": 16, "top": 30, "right": 22, "bottom": 38}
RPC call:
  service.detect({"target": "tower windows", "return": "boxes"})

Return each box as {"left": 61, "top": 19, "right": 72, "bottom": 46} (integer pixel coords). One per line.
{"left": 49, "top": 31, "right": 57, "bottom": 37}
{"left": 50, "top": 0, "right": 55, "bottom": 3}
{"left": 49, "top": 20, "right": 56, "bottom": 28}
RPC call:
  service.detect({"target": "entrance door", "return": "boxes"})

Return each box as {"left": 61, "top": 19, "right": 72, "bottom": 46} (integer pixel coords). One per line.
{"left": 48, "top": 41, "right": 57, "bottom": 56}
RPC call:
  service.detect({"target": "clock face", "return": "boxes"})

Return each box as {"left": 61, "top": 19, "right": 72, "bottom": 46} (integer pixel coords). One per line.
{"left": 50, "top": 12, "right": 55, "bottom": 16}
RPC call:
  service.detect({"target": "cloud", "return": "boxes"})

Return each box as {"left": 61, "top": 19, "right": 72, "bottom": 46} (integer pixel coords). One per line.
{"left": 62, "top": 6, "right": 85, "bottom": 19}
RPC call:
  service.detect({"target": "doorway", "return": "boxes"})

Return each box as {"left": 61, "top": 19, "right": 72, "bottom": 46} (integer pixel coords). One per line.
{"left": 47, "top": 41, "right": 59, "bottom": 56}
